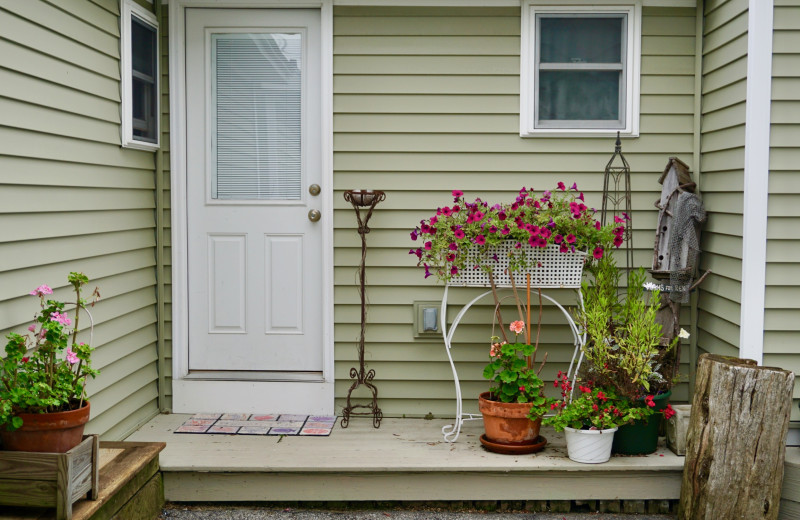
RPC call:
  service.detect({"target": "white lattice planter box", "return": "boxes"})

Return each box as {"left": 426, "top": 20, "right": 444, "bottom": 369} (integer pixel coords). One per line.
{"left": 448, "top": 243, "right": 587, "bottom": 288}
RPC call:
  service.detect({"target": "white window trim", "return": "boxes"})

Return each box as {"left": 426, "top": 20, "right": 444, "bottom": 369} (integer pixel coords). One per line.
{"left": 121, "top": 0, "right": 160, "bottom": 150}
{"left": 520, "top": 1, "right": 641, "bottom": 138}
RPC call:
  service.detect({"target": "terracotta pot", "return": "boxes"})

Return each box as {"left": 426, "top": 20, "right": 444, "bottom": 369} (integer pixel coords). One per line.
{"left": 0, "top": 402, "right": 90, "bottom": 453}
{"left": 478, "top": 391, "right": 542, "bottom": 445}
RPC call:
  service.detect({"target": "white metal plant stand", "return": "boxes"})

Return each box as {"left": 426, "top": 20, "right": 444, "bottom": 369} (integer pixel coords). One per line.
{"left": 440, "top": 244, "right": 588, "bottom": 443}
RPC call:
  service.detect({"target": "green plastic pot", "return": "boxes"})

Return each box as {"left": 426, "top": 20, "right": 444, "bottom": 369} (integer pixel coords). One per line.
{"left": 612, "top": 391, "right": 671, "bottom": 455}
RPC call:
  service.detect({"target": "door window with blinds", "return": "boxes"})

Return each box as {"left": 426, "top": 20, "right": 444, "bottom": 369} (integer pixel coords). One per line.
{"left": 520, "top": 3, "right": 641, "bottom": 137}
{"left": 210, "top": 32, "right": 304, "bottom": 201}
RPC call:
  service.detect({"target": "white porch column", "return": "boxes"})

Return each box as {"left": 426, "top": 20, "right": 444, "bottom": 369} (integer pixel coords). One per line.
{"left": 739, "top": 0, "right": 774, "bottom": 365}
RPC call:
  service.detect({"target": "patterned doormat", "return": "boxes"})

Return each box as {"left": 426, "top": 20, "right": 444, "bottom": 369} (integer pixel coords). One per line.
{"left": 175, "top": 414, "right": 337, "bottom": 436}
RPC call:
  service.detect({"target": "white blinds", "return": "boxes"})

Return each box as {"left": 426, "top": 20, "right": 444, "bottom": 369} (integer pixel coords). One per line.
{"left": 212, "top": 33, "right": 303, "bottom": 200}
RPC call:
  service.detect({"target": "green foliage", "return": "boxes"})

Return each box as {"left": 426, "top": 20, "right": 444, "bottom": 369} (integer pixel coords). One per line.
{"left": 577, "top": 256, "right": 678, "bottom": 400}
{"left": 0, "top": 273, "right": 100, "bottom": 431}
{"left": 483, "top": 342, "right": 551, "bottom": 417}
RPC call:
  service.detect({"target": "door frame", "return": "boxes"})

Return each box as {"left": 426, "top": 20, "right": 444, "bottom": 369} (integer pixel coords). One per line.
{"left": 168, "top": 0, "right": 335, "bottom": 414}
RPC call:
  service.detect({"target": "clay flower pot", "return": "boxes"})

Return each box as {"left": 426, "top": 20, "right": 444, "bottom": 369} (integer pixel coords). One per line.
{"left": 0, "top": 402, "right": 90, "bottom": 453}
{"left": 478, "top": 391, "right": 542, "bottom": 445}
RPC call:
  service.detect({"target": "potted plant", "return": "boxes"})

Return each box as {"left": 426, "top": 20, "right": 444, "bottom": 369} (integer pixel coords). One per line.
{"left": 480, "top": 319, "right": 550, "bottom": 450}
{"left": 576, "top": 257, "right": 681, "bottom": 454}
{"left": 543, "top": 374, "right": 657, "bottom": 463}
{"left": 409, "top": 184, "right": 624, "bottom": 282}
{"left": 0, "top": 273, "right": 100, "bottom": 453}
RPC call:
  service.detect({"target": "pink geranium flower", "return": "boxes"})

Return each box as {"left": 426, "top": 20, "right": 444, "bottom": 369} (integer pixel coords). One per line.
{"left": 50, "top": 312, "right": 71, "bottom": 326}
{"left": 65, "top": 348, "right": 79, "bottom": 364}
{"left": 29, "top": 285, "right": 53, "bottom": 297}
{"left": 509, "top": 321, "right": 525, "bottom": 334}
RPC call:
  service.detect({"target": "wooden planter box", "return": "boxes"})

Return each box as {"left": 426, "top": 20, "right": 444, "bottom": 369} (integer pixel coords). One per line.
{"left": 0, "top": 434, "right": 99, "bottom": 520}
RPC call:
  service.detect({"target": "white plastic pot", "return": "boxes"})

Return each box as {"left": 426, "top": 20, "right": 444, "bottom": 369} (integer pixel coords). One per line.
{"left": 564, "top": 426, "right": 618, "bottom": 464}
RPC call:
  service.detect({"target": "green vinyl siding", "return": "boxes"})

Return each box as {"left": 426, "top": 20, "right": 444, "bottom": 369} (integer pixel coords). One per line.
{"left": 696, "top": 0, "right": 747, "bottom": 359}
{"left": 765, "top": 0, "right": 800, "bottom": 420}
{"left": 333, "top": 5, "right": 697, "bottom": 417}
{"left": 0, "top": 0, "right": 160, "bottom": 439}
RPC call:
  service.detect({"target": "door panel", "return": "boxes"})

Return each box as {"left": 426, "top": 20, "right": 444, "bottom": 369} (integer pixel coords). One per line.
{"left": 186, "top": 8, "right": 322, "bottom": 374}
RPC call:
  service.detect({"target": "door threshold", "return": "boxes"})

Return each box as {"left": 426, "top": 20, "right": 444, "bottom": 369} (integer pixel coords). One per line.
{"left": 185, "top": 370, "right": 324, "bottom": 382}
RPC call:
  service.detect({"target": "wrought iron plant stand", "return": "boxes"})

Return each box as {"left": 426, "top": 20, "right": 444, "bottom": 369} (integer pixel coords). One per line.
{"left": 340, "top": 190, "right": 385, "bottom": 428}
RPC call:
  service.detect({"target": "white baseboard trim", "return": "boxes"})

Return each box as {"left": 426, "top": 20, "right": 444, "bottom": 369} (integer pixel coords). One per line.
{"left": 173, "top": 380, "right": 335, "bottom": 415}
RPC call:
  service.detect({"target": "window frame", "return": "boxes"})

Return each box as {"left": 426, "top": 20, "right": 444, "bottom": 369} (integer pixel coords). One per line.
{"left": 121, "top": 0, "right": 160, "bottom": 150}
{"left": 520, "top": 1, "right": 641, "bottom": 138}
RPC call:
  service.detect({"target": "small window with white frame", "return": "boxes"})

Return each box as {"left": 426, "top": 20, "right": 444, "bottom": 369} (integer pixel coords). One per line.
{"left": 121, "top": 0, "right": 159, "bottom": 149}
{"left": 520, "top": 2, "right": 641, "bottom": 137}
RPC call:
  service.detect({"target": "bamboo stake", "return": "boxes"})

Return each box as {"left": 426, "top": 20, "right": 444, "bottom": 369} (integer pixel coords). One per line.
{"left": 488, "top": 272, "right": 509, "bottom": 344}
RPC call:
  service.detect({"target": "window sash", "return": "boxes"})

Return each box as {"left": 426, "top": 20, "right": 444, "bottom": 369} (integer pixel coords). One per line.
{"left": 534, "top": 12, "right": 627, "bottom": 129}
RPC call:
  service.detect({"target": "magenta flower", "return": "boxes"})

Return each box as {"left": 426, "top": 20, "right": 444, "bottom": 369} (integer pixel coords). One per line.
{"left": 557, "top": 182, "right": 566, "bottom": 191}
{"left": 430, "top": 216, "right": 438, "bottom": 225}
{"left": 452, "top": 190, "right": 463, "bottom": 198}
{"left": 498, "top": 211, "right": 507, "bottom": 221}
{"left": 474, "top": 235, "right": 486, "bottom": 245}
{"left": 424, "top": 264, "right": 432, "bottom": 279}
{"left": 488, "top": 225, "right": 498, "bottom": 234}
{"left": 595, "top": 221, "right": 601, "bottom": 230}
{"left": 27, "top": 323, "right": 36, "bottom": 332}
{"left": 448, "top": 242, "right": 458, "bottom": 251}
{"left": 424, "top": 241, "right": 432, "bottom": 250}
{"left": 614, "top": 235, "right": 624, "bottom": 247}
{"left": 501, "top": 226, "right": 510, "bottom": 235}
{"left": 446, "top": 253, "right": 456, "bottom": 262}
{"left": 554, "top": 234, "right": 563, "bottom": 244}
{"left": 410, "top": 230, "right": 418, "bottom": 241}
{"left": 454, "top": 228, "right": 465, "bottom": 239}
{"left": 442, "top": 206, "right": 452, "bottom": 216}
{"left": 570, "top": 182, "right": 578, "bottom": 191}
{"left": 29, "top": 284, "right": 53, "bottom": 297}
{"left": 450, "top": 266, "right": 458, "bottom": 275}
{"left": 614, "top": 215, "right": 625, "bottom": 223}
{"left": 578, "top": 192, "right": 585, "bottom": 202}
{"left": 593, "top": 247, "right": 604, "bottom": 260}
{"left": 566, "top": 234, "right": 577, "bottom": 244}
{"left": 559, "top": 243, "right": 569, "bottom": 253}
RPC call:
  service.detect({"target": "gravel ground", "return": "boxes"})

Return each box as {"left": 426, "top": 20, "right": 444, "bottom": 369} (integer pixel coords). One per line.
{"left": 159, "top": 505, "right": 675, "bottom": 520}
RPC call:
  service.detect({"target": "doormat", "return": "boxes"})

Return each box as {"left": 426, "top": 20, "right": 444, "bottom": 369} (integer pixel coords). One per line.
{"left": 174, "top": 414, "right": 337, "bottom": 436}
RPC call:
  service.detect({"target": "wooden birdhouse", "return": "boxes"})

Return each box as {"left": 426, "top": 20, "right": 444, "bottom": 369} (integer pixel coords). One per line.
{"left": 652, "top": 157, "right": 698, "bottom": 279}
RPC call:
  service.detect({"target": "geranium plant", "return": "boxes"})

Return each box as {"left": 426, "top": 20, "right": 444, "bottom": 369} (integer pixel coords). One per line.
{"left": 1, "top": 273, "right": 100, "bottom": 431}
{"left": 410, "top": 184, "right": 625, "bottom": 282}
{"left": 577, "top": 256, "right": 683, "bottom": 400}
{"left": 484, "top": 321, "right": 549, "bottom": 418}
{"left": 543, "top": 373, "right": 675, "bottom": 431}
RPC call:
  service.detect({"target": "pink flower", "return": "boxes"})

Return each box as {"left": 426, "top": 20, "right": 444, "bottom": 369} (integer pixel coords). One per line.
{"left": 490, "top": 343, "right": 501, "bottom": 357}
{"left": 595, "top": 221, "right": 601, "bottom": 230}
{"left": 613, "top": 235, "right": 624, "bottom": 247}
{"left": 452, "top": 190, "right": 464, "bottom": 198}
{"left": 29, "top": 285, "right": 53, "bottom": 297}
{"left": 50, "top": 312, "right": 71, "bottom": 326}
{"left": 570, "top": 182, "right": 578, "bottom": 191}
{"left": 474, "top": 235, "right": 486, "bottom": 245}
{"left": 565, "top": 234, "right": 576, "bottom": 244}
{"left": 28, "top": 323, "right": 36, "bottom": 332}
{"left": 614, "top": 215, "right": 625, "bottom": 224}
{"left": 509, "top": 321, "right": 525, "bottom": 334}
{"left": 450, "top": 266, "right": 458, "bottom": 275}
{"left": 424, "top": 241, "right": 432, "bottom": 250}
{"left": 519, "top": 386, "right": 526, "bottom": 393}
{"left": 65, "top": 348, "right": 79, "bottom": 364}
{"left": 454, "top": 229, "right": 465, "bottom": 239}
{"left": 448, "top": 242, "right": 458, "bottom": 251}
{"left": 557, "top": 182, "right": 566, "bottom": 191}
{"left": 593, "top": 247, "right": 604, "bottom": 260}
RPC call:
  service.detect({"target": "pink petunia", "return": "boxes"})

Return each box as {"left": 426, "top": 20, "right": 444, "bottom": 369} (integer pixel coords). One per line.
{"left": 593, "top": 247, "right": 604, "bottom": 260}
{"left": 28, "top": 323, "right": 36, "bottom": 332}
{"left": 454, "top": 229, "right": 466, "bottom": 239}
{"left": 614, "top": 215, "right": 625, "bottom": 224}
{"left": 570, "top": 182, "right": 578, "bottom": 191}
{"left": 474, "top": 235, "right": 486, "bottom": 245}
{"left": 566, "top": 234, "right": 576, "bottom": 244}
{"left": 450, "top": 266, "right": 458, "bottom": 275}
{"left": 557, "top": 182, "right": 566, "bottom": 191}
{"left": 29, "top": 284, "right": 53, "bottom": 297}
{"left": 424, "top": 241, "right": 432, "bottom": 250}
{"left": 452, "top": 190, "right": 464, "bottom": 198}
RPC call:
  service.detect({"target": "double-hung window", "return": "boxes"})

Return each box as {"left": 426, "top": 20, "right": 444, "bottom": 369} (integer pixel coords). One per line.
{"left": 520, "top": 2, "right": 641, "bottom": 137}
{"left": 121, "top": 0, "right": 159, "bottom": 149}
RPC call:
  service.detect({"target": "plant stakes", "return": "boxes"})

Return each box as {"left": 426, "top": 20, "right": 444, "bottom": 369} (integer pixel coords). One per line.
{"left": 340, "top": 190, "right": 385, "bottom": 428}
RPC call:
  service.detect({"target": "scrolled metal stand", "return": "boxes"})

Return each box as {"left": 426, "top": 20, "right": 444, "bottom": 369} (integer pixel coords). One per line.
{"left": 340, "top": 190, "right": 385, "bottom": 429}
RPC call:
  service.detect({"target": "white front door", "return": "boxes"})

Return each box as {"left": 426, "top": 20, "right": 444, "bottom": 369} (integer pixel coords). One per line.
{"left": 183, "top": 8, "right": 325, "bottom": 406}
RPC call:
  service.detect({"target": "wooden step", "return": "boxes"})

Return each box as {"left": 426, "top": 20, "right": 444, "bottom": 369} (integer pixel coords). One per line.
{"left": 1, "top": 441, "right": 165, "bottom": 520}
{"left": 127, "top": 414, "right": 684, "bottom": 502}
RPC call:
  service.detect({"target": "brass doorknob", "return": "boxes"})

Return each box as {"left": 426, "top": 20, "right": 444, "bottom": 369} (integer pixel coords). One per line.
{"left": 308, "top": 209, "right": 321, "bottom": 222}
{"left": 309, "top": 184, "right": 321, "bottom": 196}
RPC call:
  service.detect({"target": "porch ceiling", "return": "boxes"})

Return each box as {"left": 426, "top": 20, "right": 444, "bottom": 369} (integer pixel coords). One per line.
{"left": 128, "top": 414, "right": 685, "bottom": 502}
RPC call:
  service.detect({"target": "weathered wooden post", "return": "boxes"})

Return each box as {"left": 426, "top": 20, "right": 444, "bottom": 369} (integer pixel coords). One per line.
{"left": 679, "top": 354, "right": 794, "bottom": 520}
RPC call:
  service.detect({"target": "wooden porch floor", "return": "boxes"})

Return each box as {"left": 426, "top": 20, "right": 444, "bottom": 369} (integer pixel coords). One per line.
{"left": 127, "top": 414, "right": 684, "bottom": 502}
